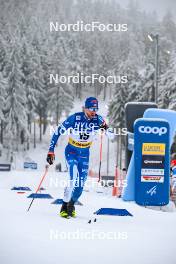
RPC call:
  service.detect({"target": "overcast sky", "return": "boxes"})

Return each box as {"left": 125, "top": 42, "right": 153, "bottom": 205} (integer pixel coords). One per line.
{"left": 116, "top": 0, "right": 176, "bottom": 21}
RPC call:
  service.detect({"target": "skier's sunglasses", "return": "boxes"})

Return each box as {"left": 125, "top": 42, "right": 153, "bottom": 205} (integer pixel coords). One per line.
{"left": 88, "top": 107, "right": 98, "bottom": 112}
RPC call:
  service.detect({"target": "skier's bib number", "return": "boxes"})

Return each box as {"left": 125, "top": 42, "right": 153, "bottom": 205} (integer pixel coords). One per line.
{"left": 79, "top": 132, "right": 90, "bottom": 140}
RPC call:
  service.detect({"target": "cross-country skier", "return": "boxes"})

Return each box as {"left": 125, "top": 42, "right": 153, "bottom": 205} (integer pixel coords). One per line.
{"left": 46, "top": 97, "right": 113, "bottom": 218}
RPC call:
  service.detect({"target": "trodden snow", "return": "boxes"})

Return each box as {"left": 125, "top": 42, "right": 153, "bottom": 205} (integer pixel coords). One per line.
{"left": 0, "top": 101, "right": 176, "bottom": 264}
{"left": 0, "top": 155, "right": 176, "bottom": 264}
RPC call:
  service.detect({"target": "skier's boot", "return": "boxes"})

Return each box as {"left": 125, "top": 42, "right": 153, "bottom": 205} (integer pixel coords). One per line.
{"left": 60, "top": 202, "right": 68, "bottom": 218}
{"left": 67, "top": 199, "right": 76, "bottom": 218}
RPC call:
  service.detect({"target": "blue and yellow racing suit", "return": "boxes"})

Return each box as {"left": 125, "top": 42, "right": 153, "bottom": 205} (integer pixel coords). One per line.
{"left": 49, "top": 111, "right": 109, "bottom": 203}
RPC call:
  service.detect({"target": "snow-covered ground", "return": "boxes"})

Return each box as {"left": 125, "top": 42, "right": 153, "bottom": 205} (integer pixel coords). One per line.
{"left": 0, "top": 139, "right": 176, "bottom": 264}
{"left": 0, "top": 167, "right": 176, "bottom": 264}
{"left": 0, "top": 100, "right": 176, "bottom": 264}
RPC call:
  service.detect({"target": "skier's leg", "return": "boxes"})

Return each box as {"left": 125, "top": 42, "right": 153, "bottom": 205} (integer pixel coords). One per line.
{"left": 63, "top": 161, "right": 78, "bottom": 203}
{"left": 71, "top": 155, "right": 89, "bottom": 203}
{"left": 67, "top": 155, "right": 89, "bottom": 217}
{"left": 60, "top": 146, "right": 79, "bottom": 217}
{"left": 63, "top": 150, "right": 79, "bottom": 203}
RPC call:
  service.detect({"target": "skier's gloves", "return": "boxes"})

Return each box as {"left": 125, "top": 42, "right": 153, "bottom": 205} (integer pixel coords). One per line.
{"left": 47, "top": 152, "right": 55, "bottom": 165}
{"left": 99, "top": 121, "right": 108, "bottom": 131}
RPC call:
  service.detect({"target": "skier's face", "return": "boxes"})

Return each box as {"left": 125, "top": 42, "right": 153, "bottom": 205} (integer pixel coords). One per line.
{"left": 85, "top": 108, "right": 97, "bottom": 118}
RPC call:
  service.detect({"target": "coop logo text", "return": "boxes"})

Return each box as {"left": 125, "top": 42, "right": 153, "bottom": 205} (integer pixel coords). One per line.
{"left": 139, "top": 126, "right": 167, "bottom": 136}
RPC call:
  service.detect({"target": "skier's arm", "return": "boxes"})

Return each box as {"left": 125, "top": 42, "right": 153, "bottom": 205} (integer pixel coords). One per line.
{"left": 48, "top": 114, "right": 75, "bottom": 152}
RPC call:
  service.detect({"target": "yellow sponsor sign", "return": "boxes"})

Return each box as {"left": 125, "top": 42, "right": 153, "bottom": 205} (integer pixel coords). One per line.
{"left": 142, "top": 143, "right": 165, "bottom": 155}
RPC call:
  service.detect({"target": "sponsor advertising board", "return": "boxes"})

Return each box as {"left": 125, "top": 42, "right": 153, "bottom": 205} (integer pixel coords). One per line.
{"left": 134, "top": 119, "right": 170, "bottom": 206}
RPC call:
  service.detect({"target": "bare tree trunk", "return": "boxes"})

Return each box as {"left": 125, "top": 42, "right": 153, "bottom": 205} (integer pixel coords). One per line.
{"left": 116, "top": 135, "right": 120, "bottom": 167}
{"left": 28, "top": 114, "right": 31, "bottom": 134}
{"left": 29, "top": 122, "right": 31, "bottom": 134}
{"left": 107, "top": 137, "right": 110, "bottom": 176}
{"left": 34, "top": 121, "right": 36, "bottom": 148}
{"left": 43, "top": 116, "right": 47, "bottom": 135}
{"left": 78, "top": 71, "right": 82, "bottom": 99}
{"left": 119, "top": 135, "right": 122, "bottom": 169}
{"left": 151, "top": 84, "right": 155, "bottom": 102}
{"left": 39, "top": 113, "right": 42, "bottom": 142}
{"left": 120, "top": 135, "right": 125, "bottom": 169}
{"left": 0, "top": 120, "right": 3, "bottom": 144}
{"left": 56, "top": 87, "right": 59, "bottom": 124}
{"left": 20, "top": 130, "right": 25, "bottom": 144}
{"left": 16, "top": 123, "right": 19, "bottom": 151}
{"left": 109, "top": 84, "right": 112, "bottom": 99}
{"left": 27, "top": 136, "right": 30, "bottom": 150}
{"left": 94, "top": 81, "right": 97, "bottom": 97}
{"left": 103, "top": 80, "right": 107, "bottom": 101}
{"left": 79, "top": 83, "right": 82, "bottom": 100}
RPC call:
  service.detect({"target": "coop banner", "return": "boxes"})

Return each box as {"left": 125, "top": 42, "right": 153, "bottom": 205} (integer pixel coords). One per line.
{"left": 134, "top": 118, "right": 170, "bottom": 206}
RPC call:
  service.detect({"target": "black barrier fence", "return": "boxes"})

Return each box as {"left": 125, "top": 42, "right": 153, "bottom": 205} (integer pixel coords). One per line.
{"left": 125, "top": 102, "right": 158, "bottom": 170}
{"left": 0, "top": 164, "right": 11, "bottom": 171}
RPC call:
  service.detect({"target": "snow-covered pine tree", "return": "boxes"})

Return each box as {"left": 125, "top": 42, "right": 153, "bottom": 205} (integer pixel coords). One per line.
{"left": 4, "top": 48, "right": 28, "bottom": 154}
{"left": 107, "top": 78, "right": 129, "bottom": 169}
{"left": 0, "top": 72, "right": 7, "bottom": 147}
{"left": 138, "top": 63, "right": 155, "bottom": 102}
{"left": 0, "top": 72, "right": 6, "bottom": 123}
{"left": 47, "top": 33, "right": 74, "bottom": 124}
{"left": 21, "top": 39, "right": 40, "bottom": 134}
{"left": 108, "top": 83, "right": 128, "bottom": 129}
{"left": 159, "top": 52, "right": 176, "bottom": 110}
{"left": 47, "top": 83, "right": 74, "bottom": 125}
{"left": 27, "top": 32, "right": 50, "bottom": 142}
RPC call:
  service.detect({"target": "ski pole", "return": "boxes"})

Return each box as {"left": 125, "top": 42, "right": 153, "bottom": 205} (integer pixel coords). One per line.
{"left": 98, "top": 133, "right": 103, "bottom": 182}
{"left": 27, "top": 165, "right": 49, "bottom": 212}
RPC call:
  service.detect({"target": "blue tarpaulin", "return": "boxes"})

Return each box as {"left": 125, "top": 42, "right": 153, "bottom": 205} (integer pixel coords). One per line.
{"left": 51, "top": 199, "right": 63, "bottom": 204}
{"left": 24, "top": 162, "right": 37, "bottom": 169}
{"left": 94, "top": 208, "right": 133, "bottom": 216}
{"left": 27, "top": 193, "right": 53, "bottom": 199}
{"left": 11, "top": 187, "right": 32, "bottom": 191}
